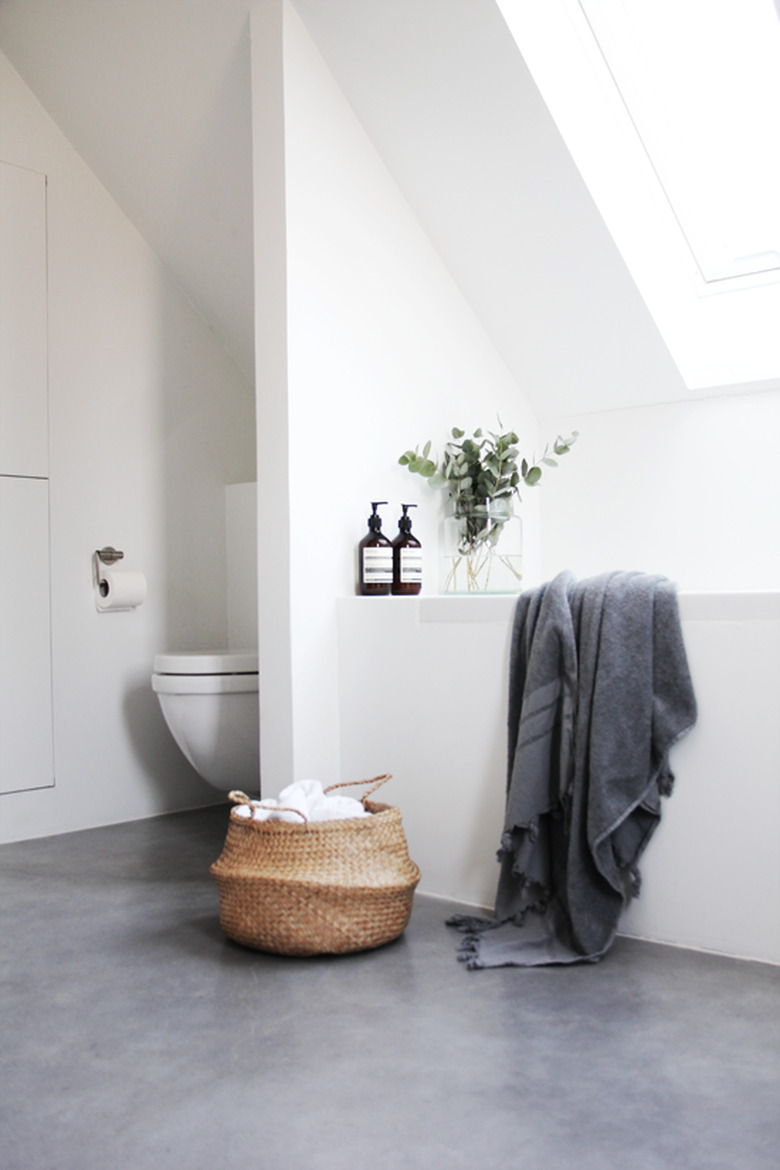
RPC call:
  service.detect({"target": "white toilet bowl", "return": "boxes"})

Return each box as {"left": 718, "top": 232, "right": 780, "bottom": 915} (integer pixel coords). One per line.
{"left": 152, "top": 650, "right": 259, "bottom": 794}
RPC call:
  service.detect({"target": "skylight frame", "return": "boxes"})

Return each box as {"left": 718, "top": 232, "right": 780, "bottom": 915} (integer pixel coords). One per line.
{"left": 577, "top": 0, "right": 780, "bottom": 289}
{"left": 495, "top": 0, "right": 780, "bottom": 390}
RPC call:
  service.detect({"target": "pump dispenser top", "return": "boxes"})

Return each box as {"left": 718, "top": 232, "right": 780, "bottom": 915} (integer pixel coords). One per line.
{"left": 398, "top": 503, "right": 415, "bottom": 532}
{"left": 358, "top": 502, "right": 393, "bottom": 595}
{"left": 392, "top": 503, "right": 422, "bottom": 595}
{"left": 367, "top": 502, "right": 385, "bottom": 531}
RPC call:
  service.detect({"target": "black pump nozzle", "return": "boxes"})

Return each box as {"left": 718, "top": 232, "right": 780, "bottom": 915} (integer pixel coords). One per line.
{"left": 399, "top": 503, "right": 417, "bottom": 534}
{"left": 367, "top": 501, "right": 388, "bottom": 532}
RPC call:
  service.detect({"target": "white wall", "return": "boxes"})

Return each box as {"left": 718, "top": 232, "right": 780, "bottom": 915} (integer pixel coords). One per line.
{"left": 0, "top": 49, "right": 255, "bottom": 843}
{"left": 530, "top": 390, "right": 780, "bottom": 964}
{"left": 226, "top": 482, "right": 258, "bottom": 650}
{"left": 621, "top": 592, "right": 780, "bottom": 964}
{"left": 338, "top": 592, "right": 780, "bottom": 966}
{"left": 337, "top": 597, "right": 511, "bottom": 911}
{"left": 540, "top": 390, "right": 780, "bottom": 591}
{"left": 252, "top": 0, "right": 540, "bottom": 796}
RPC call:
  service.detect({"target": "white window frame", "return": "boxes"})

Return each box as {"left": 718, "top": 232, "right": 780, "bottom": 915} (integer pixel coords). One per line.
{"left": 496, "top": 0, "right": 780, "bottom": 390}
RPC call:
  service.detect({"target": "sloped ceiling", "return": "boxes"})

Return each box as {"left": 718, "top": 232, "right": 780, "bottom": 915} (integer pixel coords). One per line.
{"left": 0, "top": 0, "right": 684, "bottom": 413}
{"left": 0, "top": 0, "right": 256, "bottom": 380}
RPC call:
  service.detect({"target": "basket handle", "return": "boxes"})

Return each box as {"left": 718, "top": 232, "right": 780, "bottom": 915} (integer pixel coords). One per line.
{"left": 227, "top": 791, "right": 309, "bottom": 826}
{"left": 323, "top": 773, "right": 391, "bottom": 808}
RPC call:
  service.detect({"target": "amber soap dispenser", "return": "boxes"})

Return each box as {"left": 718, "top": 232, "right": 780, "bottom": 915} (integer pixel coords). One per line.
{"left": 358, "top": 502, "right": 393, "bottom": 595}
{"left": 392, "top": 503, "right": 422, "bottom": 595}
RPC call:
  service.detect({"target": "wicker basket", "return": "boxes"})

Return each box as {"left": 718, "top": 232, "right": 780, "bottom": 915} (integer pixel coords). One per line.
{"left": 209, "top": 775, "right": 421, "bottom": 956}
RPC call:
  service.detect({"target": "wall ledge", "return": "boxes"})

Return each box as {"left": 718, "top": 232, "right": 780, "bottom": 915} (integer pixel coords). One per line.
{"left": 678, "top": 592, "right": 780, "bottom": 622}
{"left": 342, "top": 590, "right": 780, "bottom": 624}
{"left": 340, "top": 594, "right": 520, "bottom": 623}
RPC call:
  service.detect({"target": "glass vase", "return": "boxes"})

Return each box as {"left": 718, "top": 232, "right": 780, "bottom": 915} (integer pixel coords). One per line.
{"left": 441, "top": 498, "right": 523, "bottom": 593}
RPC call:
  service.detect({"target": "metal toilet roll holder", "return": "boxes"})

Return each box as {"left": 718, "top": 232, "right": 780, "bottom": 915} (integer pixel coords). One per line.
{"left": 94, "top": 546, "right": 124, "bottom": 598}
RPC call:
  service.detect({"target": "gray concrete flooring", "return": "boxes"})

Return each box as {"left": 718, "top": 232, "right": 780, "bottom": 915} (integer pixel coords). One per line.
{"left": 1, "top": 805, "right": 779, "bottom": 1170}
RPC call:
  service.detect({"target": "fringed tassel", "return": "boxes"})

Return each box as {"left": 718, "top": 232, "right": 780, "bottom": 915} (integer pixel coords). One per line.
{"left": 445, "top": 913, "right": 495, "bottom": 933}
{"left": 455, "top": 935, "right": 486, "bottom": 970}
{"left": 657, "top": 768, "right": 675, "bottom": 797}
{"left": 629, "top": 865, "right": 642, "bottom": 898}
{"left": 497, "top": 818, "right": 540, "bottom": 863}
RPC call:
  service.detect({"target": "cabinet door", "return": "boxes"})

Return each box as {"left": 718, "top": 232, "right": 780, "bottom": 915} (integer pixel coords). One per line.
{"left": 0, "top": 476, "right": 54, "bottom": 794}
{"left": 0, "top": 161, "right": 48, "bottom": 477}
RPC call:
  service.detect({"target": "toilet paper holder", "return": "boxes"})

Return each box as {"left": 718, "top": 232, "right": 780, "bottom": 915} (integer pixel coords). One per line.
{"left": 96, "top": 546, "right": 124, "bottom": 566}
{"left": 94, "top": 546, "right": 124, "bottom": 597}
{"left": 93, "top": 546, "right": 147, "bottom": 611}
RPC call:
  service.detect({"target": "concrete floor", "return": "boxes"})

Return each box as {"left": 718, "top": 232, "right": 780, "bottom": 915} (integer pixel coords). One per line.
{"left": 1, "top": 806, "right": 779, "bottom": 1170}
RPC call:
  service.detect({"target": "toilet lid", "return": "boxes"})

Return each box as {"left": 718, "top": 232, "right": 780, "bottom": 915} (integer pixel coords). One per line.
{"left": 153, "top": 650, "right": 258, "bottom": 675}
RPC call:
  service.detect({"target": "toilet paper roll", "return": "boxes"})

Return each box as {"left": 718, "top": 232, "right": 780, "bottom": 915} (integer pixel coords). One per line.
{"left": 96, "top": 568, "right": 148, "bottom": 611}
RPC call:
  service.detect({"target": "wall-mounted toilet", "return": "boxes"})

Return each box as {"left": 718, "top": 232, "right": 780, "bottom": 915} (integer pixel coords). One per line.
{"left": 152, "top": 650, "right": 259, "bottom": 794}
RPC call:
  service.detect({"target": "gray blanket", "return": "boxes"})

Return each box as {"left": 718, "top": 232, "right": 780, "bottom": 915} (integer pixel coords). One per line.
{"left": 449, "top": 571, "right": 697, "bottom": 968}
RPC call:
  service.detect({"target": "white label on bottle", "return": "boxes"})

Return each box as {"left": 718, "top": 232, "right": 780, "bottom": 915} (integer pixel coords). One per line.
{"left": 362, "top": 546, "right": 393, "bottom": 582}
{"left": 400, "top": 548, "right": 423, "bottom": 582}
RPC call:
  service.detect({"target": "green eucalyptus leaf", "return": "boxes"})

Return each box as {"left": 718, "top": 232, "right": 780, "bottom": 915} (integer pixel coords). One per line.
{"left": 401, "top": 423, "right": 579, "bottom": 513}
{"left": 554, "top": 430, "right": 579, "bottom": 455}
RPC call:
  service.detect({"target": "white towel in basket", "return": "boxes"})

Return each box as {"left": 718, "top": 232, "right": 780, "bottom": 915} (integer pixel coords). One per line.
{"left": 233, "top": 779, "right": 371, "bottom": 823}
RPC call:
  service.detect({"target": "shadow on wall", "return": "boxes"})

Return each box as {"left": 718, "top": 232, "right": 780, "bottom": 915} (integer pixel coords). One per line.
{"left": 123, "top": 683, "right": 223, "bottom": 810}
{"left": 455, "top": 623, "right": 512, "bottom": 907}
{"left": 154, "top": 285, "right": 256, "bottom": 658}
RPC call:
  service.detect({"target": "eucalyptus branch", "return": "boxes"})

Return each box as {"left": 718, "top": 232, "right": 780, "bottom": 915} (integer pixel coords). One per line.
{"left": 399, "top": 425, "right": 578, "bottom": 515}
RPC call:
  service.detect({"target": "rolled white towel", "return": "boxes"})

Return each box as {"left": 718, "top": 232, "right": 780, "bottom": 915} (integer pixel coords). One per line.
{"left": 231, "top": 797, "right": 299, "bottom": 823}
{"left": 298, "top": 780, "right": 370, "bottom": 821}
{"left": 253, "top": 797, "right": 302, "bottom": 823}
{"left": 233, "top": 780, "right": 371, "bottom": 822}
{"left": 277, "top": 780, "right": 320, "bottom": 818}
{"left": 310, "top": 794, "right": 369, "bottom": 822}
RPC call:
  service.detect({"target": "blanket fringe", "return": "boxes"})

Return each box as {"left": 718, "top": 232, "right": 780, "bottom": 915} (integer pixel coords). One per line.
{"left": 497, "top": 818, "right": 541, "bottom": 861}
{"left": 629, "top": 865, "right": 642, "bottom": 898}
{"left": 455, "top": 935, "right": 486, "bottom": 970}
{"left": 657, "top": 765, "right": 675, "bottom": 798}
{"left": 445, "top": 913, "right": 494, "bottom": 933}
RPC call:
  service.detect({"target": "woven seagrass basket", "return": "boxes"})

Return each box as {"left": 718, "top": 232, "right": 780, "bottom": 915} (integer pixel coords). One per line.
{"left": 210, "top": 775, "right": 421, "bottom": 956}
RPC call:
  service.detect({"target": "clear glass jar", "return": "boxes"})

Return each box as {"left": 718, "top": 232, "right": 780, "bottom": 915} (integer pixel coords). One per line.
{"left": 441, "top": 498, "right": 523, "bottom": 593}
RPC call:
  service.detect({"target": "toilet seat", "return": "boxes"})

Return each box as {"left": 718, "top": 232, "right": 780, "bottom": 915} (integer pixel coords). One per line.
{"left": 152, "top": 650, "right": 258, "bottom": 696}
{"left": 152, "top": 673, "right": 257, "bottom": 695}
{"left": 153, "top": 650, "right": 258, "bottom": 676}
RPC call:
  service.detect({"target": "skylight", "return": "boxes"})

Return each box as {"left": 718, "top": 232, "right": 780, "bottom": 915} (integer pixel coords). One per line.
{"left": 579, "top": 0, "right": 780, "bottom": 285}
{"left": 496, "top": 0, "right": 780, "bottom": 390}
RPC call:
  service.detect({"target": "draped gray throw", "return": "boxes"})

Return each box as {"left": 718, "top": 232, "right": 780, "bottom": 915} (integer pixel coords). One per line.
{"left": 448, "top": 571, "right": 697, "bottom": 968}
